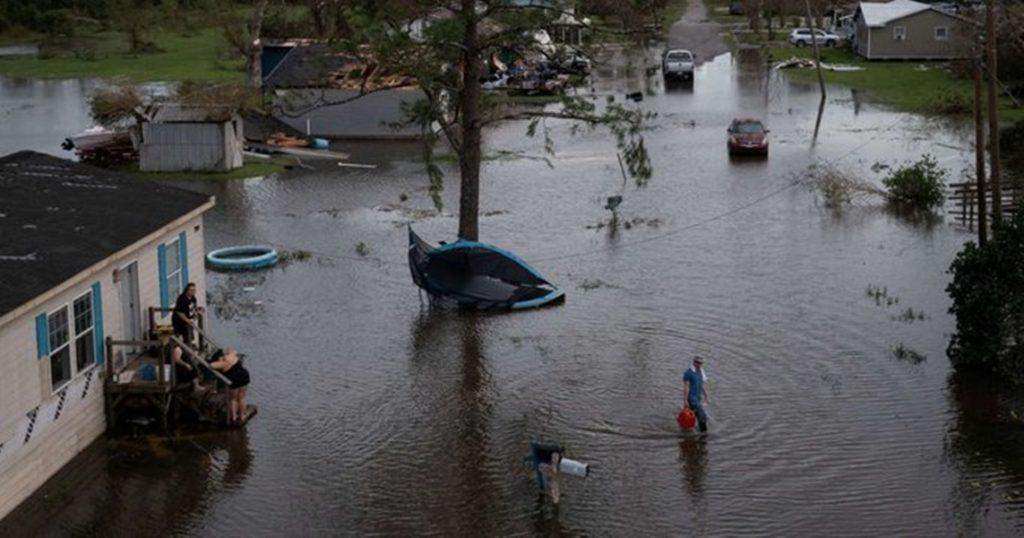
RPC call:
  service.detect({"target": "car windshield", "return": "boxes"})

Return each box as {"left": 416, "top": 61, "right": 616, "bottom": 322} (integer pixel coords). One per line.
{"left": 733, "top": 122, "right": 765, "bottom": 134}
{"left": 667, "top": 51, "right": 692, "bottom": 61}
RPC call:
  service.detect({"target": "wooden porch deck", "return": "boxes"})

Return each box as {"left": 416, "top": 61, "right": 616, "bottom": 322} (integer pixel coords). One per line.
{"left": 103, "top": 307, "right": 257, "bottom": 431}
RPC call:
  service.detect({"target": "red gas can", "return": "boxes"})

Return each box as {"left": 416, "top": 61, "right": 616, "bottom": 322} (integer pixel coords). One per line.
{"left": 677, "top": 408, "right": 696, "bottom": 430}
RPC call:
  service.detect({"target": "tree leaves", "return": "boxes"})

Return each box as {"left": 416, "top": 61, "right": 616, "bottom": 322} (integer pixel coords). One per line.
{"left": 323, "top": 1, "right": 656, "bottom": 222}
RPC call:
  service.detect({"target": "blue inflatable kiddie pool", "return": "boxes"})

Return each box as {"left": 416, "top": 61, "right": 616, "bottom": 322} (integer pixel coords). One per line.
{"left": 206, "top": 245, "right": 279, "bottom": 271}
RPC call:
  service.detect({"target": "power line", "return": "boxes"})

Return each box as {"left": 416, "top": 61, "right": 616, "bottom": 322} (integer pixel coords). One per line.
{"left": 236, "top": 111, "right": 912, "bottom": 270}
{"left": 529, "top": 113, "right": 912, "bottom": 264}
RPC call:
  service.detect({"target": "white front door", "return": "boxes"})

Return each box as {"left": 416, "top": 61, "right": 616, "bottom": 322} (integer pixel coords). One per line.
{"left": 119, "top": 261, "right": 141, "bottom": 344}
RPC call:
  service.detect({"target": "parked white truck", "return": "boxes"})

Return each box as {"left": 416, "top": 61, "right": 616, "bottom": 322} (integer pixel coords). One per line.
{"left": 662, "top": 49, "right": 695, "bottom": 81}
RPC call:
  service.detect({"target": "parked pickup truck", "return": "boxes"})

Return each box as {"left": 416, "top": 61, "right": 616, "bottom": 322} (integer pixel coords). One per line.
{"left": 662, "top": 49, "right": 695, "bottom": 81}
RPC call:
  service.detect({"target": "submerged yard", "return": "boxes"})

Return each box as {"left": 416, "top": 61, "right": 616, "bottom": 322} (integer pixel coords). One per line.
{"left": 770, "top": 46, "right": 1024, "bottom": 122}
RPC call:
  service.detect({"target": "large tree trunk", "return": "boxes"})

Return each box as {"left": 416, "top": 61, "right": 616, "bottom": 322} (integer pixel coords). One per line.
{"left": 458, "top": 0, "right": 482, "bottom": 241}
{"left": 246, "top": 0, "right": 270, "bottom": 89}
{"left": 985, "top": 0, "right": 1002, "bottom": 225}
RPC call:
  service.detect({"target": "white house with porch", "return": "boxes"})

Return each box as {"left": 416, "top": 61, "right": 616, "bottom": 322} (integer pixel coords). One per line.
{"left": 0, "top": 151, "right": 214, "bottom": 519}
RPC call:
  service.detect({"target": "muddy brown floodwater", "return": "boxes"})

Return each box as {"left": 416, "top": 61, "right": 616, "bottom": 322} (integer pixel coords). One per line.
{"left": 3, "top": 49, "right": 1024, "bottom": 536}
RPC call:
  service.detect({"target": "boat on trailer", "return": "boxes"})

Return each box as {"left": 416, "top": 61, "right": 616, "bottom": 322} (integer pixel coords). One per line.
{"left": 408, "top": 227, "right": 565, "bottom": 310}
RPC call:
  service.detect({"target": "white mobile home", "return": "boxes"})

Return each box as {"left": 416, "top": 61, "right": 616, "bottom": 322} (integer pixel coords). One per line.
{"left": 0, "top": 151, "right": 214, "bottom": 518}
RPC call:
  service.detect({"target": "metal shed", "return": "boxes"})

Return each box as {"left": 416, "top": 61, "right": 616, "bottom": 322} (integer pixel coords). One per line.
{"left": 139, "top": 105, "right": 244, "bottom": 172}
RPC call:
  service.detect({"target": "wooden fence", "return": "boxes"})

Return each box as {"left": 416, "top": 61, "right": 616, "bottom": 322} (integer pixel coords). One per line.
{"left": 947, "top": 181, "right": 1022, "bottom": 227}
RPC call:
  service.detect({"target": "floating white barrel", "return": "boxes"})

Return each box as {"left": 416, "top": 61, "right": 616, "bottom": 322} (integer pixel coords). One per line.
{"left": 557, "top": 457, "right": 589, "bottom": 478}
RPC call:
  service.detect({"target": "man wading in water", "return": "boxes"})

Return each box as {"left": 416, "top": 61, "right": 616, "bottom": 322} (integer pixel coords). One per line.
{"left": 683, "top": 356, "right": 710, "bottom": 432}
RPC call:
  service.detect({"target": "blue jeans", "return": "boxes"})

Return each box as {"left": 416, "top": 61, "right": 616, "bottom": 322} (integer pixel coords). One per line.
{"left": 689, "top": 401, "right": 708, "bottom": 432}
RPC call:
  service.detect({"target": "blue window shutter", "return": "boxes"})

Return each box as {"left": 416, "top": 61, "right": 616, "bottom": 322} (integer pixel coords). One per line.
{"left": 158, "top": 243, "right": 169, "bottom": 317}
{"left": 91, "top": 282, "right": 104, "bottom": 365}
{"left": 178, "top": 231, "right": 189, "bottom": 289}
{"left": 35, "top": 313, "right": 49, "bottom": 359}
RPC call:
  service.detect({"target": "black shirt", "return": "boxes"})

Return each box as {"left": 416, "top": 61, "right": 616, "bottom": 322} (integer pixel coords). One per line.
{"left": 172, "top": 293, "right": 196, "bottom": 335}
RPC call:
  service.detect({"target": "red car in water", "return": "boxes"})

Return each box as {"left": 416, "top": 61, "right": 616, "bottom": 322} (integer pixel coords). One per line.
{"left": 727, "top": 118, "right": 769, "bottom": 156}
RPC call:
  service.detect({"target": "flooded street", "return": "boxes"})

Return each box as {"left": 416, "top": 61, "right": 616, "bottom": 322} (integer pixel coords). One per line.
{"left": 3, "top": 48, "right": 1024, "bottom": 536}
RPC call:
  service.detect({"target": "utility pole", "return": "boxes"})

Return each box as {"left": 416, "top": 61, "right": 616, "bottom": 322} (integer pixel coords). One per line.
{"left": 986, "top": 0, "right": 1002, "bottom": 226}
{"left": 974, "top": 55, "right": 988, "bottom": 246}
{"left": 806, "top": 0, "right": 827, "bottom": 145}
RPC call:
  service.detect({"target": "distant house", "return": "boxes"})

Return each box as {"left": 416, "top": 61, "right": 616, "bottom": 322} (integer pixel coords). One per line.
{"left": 853, "top": 0, "right": 972, "bottom": 60}
{"left": 139, "top": 104, "right": 244, "bottom": 172}
{"left": 0, "top": 151, "right": 214, "bottom": 519}
{"left": 262, "top": 44, "right": 425, "bottom": 140}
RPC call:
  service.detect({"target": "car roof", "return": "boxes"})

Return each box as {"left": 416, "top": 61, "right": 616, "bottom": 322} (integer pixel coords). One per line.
{"left": 665, "top": 49, "right": 693, "bottom": 54}
{"left": 732, "top": 118, "right": 764, "bottom": 124}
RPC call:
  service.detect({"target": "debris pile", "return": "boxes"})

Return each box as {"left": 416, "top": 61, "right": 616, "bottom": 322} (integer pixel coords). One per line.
{"left": 773, "top": 57, "right": 864, "bottom": 72}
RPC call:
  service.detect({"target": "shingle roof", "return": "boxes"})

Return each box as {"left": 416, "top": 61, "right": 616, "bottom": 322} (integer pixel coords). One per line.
{"left": 858, "top": 0, "right": 932, "bottom": 27}
{"left": 263, "top": 44, "right": 354, "bottom": 89}
{"left": 0, "top": 151, "right": 212, "bottom": 318}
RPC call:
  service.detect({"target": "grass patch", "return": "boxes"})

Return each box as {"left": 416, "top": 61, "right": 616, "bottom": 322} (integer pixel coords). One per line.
{"left": 113, "top": 158, "right": 288, "bottom": 181}
{"left": 769, "top": 46, "right": 1024, "bottom": 122}
{"left": 0, "top": 25, "right": 240, "bottom": 82}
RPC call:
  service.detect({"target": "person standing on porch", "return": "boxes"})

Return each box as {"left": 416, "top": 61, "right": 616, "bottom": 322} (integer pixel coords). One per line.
{"left": 173, "top": 282, "right": 201, "bottom": 346}
{"left": 683, "top": 356, "right": 710, "bottom": 432}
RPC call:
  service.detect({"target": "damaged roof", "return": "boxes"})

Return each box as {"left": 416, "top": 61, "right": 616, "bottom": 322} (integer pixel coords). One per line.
{"left": 263, "top": 44, "right": 354, "bottom": 89}
{"left": 263, "top": 44, "right": 416, "bottom": 91}
{"left": 0, "top": 151, "right": 213, "bottom": 318}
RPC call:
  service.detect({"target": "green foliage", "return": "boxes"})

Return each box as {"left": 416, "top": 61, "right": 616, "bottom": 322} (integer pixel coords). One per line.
{"left": 262, "top": 1, "right": 311, "bottom": 40}
{"left": 882, "top": 154, "right": 946, "bottom": 209}
{"left": 929, "top": 92, "right": 971, "bottom": 116}
{"left": 40, "top": 9, "right": 76, "bottom": 38}
{"left": 947, "top": 211, "right": 1024, "bottom": 383}
{"left": 336, "top": 1, "right": 654, "bottom": 217}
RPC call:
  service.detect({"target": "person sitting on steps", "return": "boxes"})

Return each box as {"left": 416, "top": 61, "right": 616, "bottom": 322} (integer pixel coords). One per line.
{"left": 170, "top": 344, "right": 200, "bottom": 391}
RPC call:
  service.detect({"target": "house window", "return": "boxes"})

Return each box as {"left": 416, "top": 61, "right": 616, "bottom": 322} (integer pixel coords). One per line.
{"left": 48, "top": 308, "right": 71, "bottom": 391}
{"left": 48, "top": 292, "right": 96, "bottom": 392}
{"left": 894, "top": 26, "right": 906, "bottom": 40}
{"left": 73, "top": 293, "right": 96, "bottom": 372}
{"left": 934, "top": 26, "right": 948, "bottom": 41}
{"left": 166, "top": 237, "right": 182, "bottom": 302}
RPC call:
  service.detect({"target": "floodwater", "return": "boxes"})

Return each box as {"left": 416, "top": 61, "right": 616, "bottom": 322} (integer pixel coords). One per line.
{"left": 3, "top": 50, "right": 1024, "bottom": 536}
{"left": 0, "top": 45, "right": 37, "bottom": 57}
